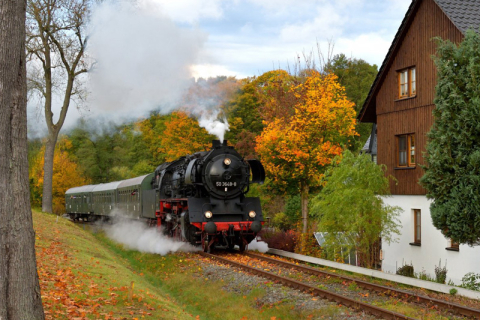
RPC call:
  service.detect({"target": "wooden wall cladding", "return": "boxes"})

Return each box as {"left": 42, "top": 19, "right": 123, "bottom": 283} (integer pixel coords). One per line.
{"left": 377, "top": 104, "right": 434, "bottom": 195}
{"left": 374, "top": 0, "right": 463, "bottom": 195}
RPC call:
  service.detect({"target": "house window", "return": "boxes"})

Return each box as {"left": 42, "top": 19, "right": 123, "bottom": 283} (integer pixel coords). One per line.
{"left": 413, "top": 209, "right": 421, "bottom": 245}
{"left": 446, "top": 239, "right": 460, "bottom": 251}
{"left": 398, "top": 67, "right": 416, "bottom": 98}
{"left": 397, "top": 134, "right": 415, "bottom": 167}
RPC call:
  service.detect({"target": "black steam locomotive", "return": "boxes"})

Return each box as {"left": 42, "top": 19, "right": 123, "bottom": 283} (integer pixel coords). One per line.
{"left": 65, "top": 140, "right": 265, "bottom": 252}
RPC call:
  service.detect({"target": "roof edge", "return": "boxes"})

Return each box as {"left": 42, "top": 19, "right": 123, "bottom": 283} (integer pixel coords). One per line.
{"left": 357, "top": 0, "right": 420, "bottom": 123}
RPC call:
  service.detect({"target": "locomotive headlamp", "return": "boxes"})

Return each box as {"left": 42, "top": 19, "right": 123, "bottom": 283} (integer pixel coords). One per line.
{"left": 248, "top": 210, "right": 256, "bottom": 218}
{"left": 205, "top": 211, "right": 213, "bottom": 219}
{"left": 224, "top": 158, "right": 231, "bottom": 166}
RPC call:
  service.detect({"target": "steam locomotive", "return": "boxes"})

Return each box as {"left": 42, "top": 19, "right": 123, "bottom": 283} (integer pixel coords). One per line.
{"left": 65, "top": 140, "right": 265, "bottom": 252}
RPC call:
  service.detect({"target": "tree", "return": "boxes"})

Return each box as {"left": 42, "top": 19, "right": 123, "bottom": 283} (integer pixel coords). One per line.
{"left": 0, "top": 0, "right": 45, "bottom": 317}
{"left": 30, "top": 136, "right": 90, "bottom": 213}
{"left": 137, "top": 112, "right": 172, "bottom": 165}
{"left": 420, "top": 30, "right": 480, "bottom": 245}
{"left": 326, "top": 54, "right": 378, "bottom": 150}
{"left": 312, "top": 151, "right": 401, "bottom": 268}
{"left": 225, "top": 78, "right": 265, "bottom": 158}
{"left": 160, "top": 111, "right": 215, "bottom": 161}
{"left": 27, "top": 0, "right": 91, "bottom": 213}
{"left": 254, "top": 70, "right": 298, "bottom": 123}
{"left": 68, "top": 120, "right": 153, "bottom": 184}
{"left": 256, "top": 72, "right": 357, "bottom": 233}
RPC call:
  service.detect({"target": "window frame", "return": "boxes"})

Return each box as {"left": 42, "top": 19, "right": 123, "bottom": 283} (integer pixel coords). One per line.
{"left": 446, "top": 239, "right": 460, "bottom": 251}
{"left": 398, "top": 67, "right": 416, "bottom": 99}
{"left": 396, "top": 133, "right": 415, "bottom": 168}
{"left": 410, "top": 209, "right": 421, "bottom": 246}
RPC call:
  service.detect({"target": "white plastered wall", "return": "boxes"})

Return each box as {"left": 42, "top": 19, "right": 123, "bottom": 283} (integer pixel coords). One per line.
{"left": 381, "top": 195, "right": 480, "bottom": 284}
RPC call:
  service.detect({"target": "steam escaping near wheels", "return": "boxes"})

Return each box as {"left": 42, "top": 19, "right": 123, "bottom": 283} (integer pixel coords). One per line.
{"left": 104, "top": 218, "right": 199, "bottom": 256}
{"left": 247, "top": 239, "right": 269, "bottom": 253}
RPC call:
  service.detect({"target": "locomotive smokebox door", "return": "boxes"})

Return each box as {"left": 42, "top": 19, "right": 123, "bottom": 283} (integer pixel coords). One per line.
{"left": 202, "top": 153, "right": 249, "bottom": 199}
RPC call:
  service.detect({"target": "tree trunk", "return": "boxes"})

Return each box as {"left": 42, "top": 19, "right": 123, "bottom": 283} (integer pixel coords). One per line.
{"left": 301, "top": 184, "right": 309, "bottom": 234}
{"left": 0, "top": 0, "right": 45, "bottom": 318}
{"left": 41, "top": 133, "right": 57, "bottom": 213}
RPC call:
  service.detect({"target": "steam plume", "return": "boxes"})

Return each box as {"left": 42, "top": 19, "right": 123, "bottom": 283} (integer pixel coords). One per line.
{"left": 104, "top": 218, "right": 198, "bottom": 255}
{"left": 87, "top": 0, "right": 206, "bottom": 119}
{"left": 247, "top": 238, "right": 269, "bottom": 253}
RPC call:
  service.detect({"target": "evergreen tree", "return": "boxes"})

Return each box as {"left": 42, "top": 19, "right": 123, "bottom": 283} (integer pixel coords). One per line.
{"left": 420, "top": 30, "right": 480, "bottom": 245}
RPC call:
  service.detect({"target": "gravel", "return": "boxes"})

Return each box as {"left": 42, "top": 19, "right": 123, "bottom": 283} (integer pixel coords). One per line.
{"left": 197, "top": 258, "right": 377, "bottom": 319}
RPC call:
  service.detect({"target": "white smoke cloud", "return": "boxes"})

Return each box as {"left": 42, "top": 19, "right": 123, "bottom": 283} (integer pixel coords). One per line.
{"left": 86, "top": 0, "right": 207, "bottom": 118}
{"left": 247, "top": 238, "right": 269, "bottom": 253}
{"left": 198, "top": 112, "right": 229, "bottom": 143}
{"left": 104, "top": 219, "right": 199, "bottom": 255}
{"left": 85, "top": 0, "right": 230, "bottom": 142}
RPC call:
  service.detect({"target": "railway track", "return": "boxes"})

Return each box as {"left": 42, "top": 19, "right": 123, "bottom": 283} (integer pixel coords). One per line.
{"left": 244, "top": 252, "right": 480, "bottom": 319}
{"left": 198, "top": 251, "right": 480, "bottom": 319}
{"left": 199, "top": 251, "right": 414, "bottom": 319}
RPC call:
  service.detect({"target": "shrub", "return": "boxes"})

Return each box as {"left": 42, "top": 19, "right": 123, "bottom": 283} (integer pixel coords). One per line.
{"left": 295, "top": 232, "right": 322, "bottom": 258}
{"left": 449, "top": 288, "right": 457, "bottom": 295}
{"left": 272, "top": 212, "right": 292, "bottom": 231}
{"left": 460, "top": 272, "right": 480, "bottom": 291}
{"left": 434, "top": 260, "right": 447, "bottom": 284}
{"left": 258, "top": 229, "right": 298, "bottom": 252}
{"left": 416, "top": 269, "right": 433, "bottom": 281}
{"left": 396, "top": 264, "right": 414, "bottom": 278}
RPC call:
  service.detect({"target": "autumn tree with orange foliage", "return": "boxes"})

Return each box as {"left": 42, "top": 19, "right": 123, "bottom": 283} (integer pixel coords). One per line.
{"left": 159, "top": 111, "right": 215, "bottom": 161}
{"left": 256, "top": 71, "right": 357, "bottom": 234}
{"left": 225, "top": 71, "right": 295, "bottom": 159}
{"left": 30, "top": 136, "right": 90, "bottom": 214}
{"left": 137, "top": 112, "right": 171, "bottom": 165}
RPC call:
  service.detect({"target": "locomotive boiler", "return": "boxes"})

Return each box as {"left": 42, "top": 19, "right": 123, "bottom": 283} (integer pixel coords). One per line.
{"left": 65, "top": 140, "right": 265, "bottom": 252}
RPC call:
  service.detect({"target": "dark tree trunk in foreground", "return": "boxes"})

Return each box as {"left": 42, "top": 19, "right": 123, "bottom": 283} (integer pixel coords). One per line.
{"left": 0, "top": 0, "right": 45, "bottom": 318}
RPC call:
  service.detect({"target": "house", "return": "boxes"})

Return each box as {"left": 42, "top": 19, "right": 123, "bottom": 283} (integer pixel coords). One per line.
{"left": 360, "top": 124, "right": 377, "bottom": 164}
{"left": 358, "top": 0, "right": 480, "bottom": 283}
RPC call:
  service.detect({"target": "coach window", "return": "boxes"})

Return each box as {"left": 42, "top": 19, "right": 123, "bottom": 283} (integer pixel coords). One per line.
{"left": 410, "top": 209, "right": 421, "bottom": 246}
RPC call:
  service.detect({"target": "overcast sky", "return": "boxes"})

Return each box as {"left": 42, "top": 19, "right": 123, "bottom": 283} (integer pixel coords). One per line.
{"left": 169, "top": 0, "right": 411, "bottom": 78}
{"left": 27, "top": 0, "right": 412, "bottom": 136}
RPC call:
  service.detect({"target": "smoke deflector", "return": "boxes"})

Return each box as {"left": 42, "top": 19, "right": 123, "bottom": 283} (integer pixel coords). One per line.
{"left": 248, "top": 160, "right": 265, "bottom": 184}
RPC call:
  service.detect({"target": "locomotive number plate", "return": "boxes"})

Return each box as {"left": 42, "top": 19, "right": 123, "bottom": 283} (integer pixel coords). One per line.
{"left": 216, "top": 182, "right": 237, "bottom": 187}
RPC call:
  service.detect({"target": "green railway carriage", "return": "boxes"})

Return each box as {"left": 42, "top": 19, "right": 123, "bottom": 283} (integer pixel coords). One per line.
{"left": 116, "top": 173, "right": 155, "bottom": 218}
{"left": 91, "top": 181, "right": 122, "bottom": 216}
{"left": 65, "top": 185, "right": 96, "bottom": 216}
{"left": 65, "top": 173, "right": 155, "bottom": 221}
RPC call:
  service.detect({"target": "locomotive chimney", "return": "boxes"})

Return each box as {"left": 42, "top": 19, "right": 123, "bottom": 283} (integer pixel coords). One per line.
{"left": 212, "top": 140, "right": 228, "bottom": 148}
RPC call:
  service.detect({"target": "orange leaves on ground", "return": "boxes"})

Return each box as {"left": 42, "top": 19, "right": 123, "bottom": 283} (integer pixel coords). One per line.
{"left": 37, "top": 238, "right": 109, "bottom": 319}
{"left": 35, "top": 226, "right": 155, "bottom": 320}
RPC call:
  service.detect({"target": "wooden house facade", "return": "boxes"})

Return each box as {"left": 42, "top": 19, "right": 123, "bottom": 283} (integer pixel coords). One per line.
{"left": 359, "top": 0, "right": 480, "bottom": 283}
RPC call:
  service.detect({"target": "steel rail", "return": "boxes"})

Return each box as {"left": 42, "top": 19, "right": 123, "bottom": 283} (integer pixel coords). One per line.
{"left": 198, "top": 251, "right": 415, "bottom": 320}
{"left": 245, "top": 252, "right": 480, "bottom": 319}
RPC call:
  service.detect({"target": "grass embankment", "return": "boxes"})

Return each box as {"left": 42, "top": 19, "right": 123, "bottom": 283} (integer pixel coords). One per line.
{"left": 34, "top": 210, "right": 191, "bottom": 319}
{"left": 34, "top": 210, "right": 322, "bottom": 319}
